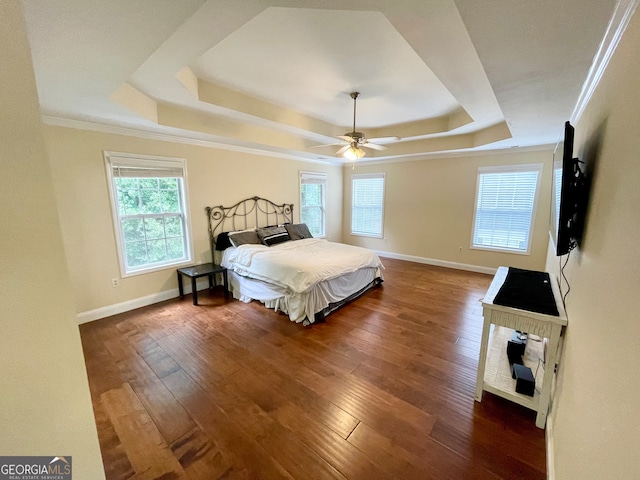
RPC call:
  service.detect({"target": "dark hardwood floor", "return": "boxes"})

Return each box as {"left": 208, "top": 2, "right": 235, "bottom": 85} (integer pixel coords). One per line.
{"left": 80, "top": 258, "right": 547, "bottom": 480}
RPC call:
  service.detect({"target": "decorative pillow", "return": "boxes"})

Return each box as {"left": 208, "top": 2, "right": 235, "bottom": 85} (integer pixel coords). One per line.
{"left": 215, "top": 232, "right": 232, "bottom": 251}
{"left": 285, "top": 223, "right": 313, "bottom": 240}
{"left": 257, "top": 226, "right": 291, "bottom": 246}
{"left": 228, "top": 230, "right": 261, "bottom": 247}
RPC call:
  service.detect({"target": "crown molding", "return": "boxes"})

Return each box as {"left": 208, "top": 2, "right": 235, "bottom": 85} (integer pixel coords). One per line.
{"left": 41, "top": 114, "right": 343, "bottom": 166}
{"left": 41, "top": 114, "right": 555, "bottom": 168}
{"left": 346, "top": 143, "right": 554, "bottom": 167}
{"left": 571, "top": 0, "right": 639, "bottom": 123}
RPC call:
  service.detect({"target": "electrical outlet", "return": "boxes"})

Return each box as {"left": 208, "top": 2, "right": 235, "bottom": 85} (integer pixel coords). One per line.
{"left": 111, "top": 278, "right": 120, "bottom": 287}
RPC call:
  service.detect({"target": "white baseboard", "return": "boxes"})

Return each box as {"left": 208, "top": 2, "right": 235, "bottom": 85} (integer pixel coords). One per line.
{"left": 374, "top": 250, "right": 498, "bottom": 275}
{"left": 77, "top": 256, "right": 494, "bottom": 324}
{"left": 76, "top": 277, "right": 210, "bottom": 324}
{"left": 546, "top": 415, "right": 556, "bottom": 480}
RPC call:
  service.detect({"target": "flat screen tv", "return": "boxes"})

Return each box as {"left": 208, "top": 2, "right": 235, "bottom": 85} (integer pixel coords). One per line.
{"left": 550, "top": 121, "right": 587, "bottom": 256}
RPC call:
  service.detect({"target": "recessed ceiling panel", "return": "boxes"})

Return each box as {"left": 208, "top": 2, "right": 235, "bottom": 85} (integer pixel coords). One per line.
{"left": 21, "top": 0, "right": 620, "bottom": 163}
{"left": 192, "top": 7, "right": 460, "bottom": 128}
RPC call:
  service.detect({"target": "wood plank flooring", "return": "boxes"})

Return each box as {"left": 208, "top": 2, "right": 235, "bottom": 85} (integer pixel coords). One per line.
{"left": 81, "top": 258, "right": 547, "bottom": 480}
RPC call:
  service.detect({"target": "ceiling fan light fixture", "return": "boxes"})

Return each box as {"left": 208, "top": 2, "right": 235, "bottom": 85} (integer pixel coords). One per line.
{"left": 343, "top": 143, "right": 366, "bottom": 160}
{"left": 310, "top": 91, "right": 396, "bottom": 159}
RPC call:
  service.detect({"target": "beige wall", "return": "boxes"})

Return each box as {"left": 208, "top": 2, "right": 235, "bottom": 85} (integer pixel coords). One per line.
{"left": 544, "top": 8, "right": 640, "bottom": 480}
{"left": 342, "top": 150, "right": 553, "bottom": 271}
{"left": 0, "top": 2, "right": 104, "bottom": 478}
{"left": 44, "top": 126, "right": 342, "bottom": 314}
{"left": 47, "top": 125, "right": 556, "bottom": 316}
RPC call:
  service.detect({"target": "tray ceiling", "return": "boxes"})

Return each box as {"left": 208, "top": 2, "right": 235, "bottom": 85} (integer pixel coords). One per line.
{"left": 22, "top": 0, "right": 618, "bottom": 164}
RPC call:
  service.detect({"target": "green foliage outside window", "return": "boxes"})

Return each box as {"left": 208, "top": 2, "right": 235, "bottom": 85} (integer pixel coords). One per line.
{"left": 115, "top": 177, "right": 186, "bottom": 268}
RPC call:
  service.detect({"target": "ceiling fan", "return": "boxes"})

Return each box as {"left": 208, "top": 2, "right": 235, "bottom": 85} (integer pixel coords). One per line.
{"left": 313, "top": 92, "right": 400, "bottom": 160}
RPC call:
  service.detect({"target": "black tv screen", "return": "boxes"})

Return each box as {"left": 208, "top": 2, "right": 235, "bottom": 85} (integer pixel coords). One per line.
{"left": 550, "top": 121, "right": 586, "bottom": 256}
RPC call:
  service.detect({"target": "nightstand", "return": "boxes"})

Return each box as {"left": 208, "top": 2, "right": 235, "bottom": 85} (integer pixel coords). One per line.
{"left": 177, "top": 263, "right": 228, "bottom": 305}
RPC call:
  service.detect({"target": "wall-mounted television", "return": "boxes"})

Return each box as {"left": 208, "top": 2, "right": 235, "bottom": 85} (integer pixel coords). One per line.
{"left": 550, "top": 121, "right": 588, "bottom": 256}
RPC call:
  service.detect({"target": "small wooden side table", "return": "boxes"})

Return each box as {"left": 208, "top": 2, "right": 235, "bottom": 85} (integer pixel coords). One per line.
{"left": 177, "top": 263, "right": 228, "bottom": 305}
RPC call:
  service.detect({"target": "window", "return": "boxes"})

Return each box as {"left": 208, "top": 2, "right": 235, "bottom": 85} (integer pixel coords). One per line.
{"left": 300, "top": 171, "right": 326, "bottom": 237}
{"left": 104, "top": 152, "right": 192, "bottom": 276}
{"left": 351, "top": 173, "right": 385, "bottom": 237}
{"left": 553, "top": 165, "right": 562, "bottom": 237}
{"left": 471, "top": 164, "right": 543, "bottom": 254}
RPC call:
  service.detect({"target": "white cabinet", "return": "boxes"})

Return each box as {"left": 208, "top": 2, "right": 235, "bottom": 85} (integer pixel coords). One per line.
{"left": 475, "top": 267, "right": 568, "bottom": 428}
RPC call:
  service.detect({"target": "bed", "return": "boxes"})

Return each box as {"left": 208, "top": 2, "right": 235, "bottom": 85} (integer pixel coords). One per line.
{"left": 206, "top": 196, "right": 384, "bottom": 325}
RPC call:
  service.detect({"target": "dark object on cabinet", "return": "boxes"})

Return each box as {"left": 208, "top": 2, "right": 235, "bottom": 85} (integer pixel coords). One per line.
{"left": 513, "top": 364, "right": 535, "bottom": 397}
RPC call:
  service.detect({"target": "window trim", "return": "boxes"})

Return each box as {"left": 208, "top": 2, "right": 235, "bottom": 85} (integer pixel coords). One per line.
{"left": 351, "top": 172, "right": 385, "bottom": 238}
{"left": 104, "top": 151, "right": 194, "bottom": 277}
{"left": 299, "top": 171, "right": 327, "bottom": 238}
{"left": 470, "top": 163, "right": 543, "bottom": 255}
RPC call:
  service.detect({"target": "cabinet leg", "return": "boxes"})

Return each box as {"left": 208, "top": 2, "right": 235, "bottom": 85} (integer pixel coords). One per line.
{"left": 535, "top": 411, "right": 547, "bottom": 429}
{"left": 536, "top": 325, "right": 561, "bottom": 430}
{"left": 475, "top": 314, "right": 492, "bottom": 402}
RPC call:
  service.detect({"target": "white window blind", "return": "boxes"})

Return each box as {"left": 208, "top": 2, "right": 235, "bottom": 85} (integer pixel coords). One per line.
{"left": 351, "top": 173, "right": 385, "bottom": 237}
{"left": 300, "top": 171, "right": 326, "bottom": 237}
{"left": 553, "top": 166, "right": 562, "bottom": 236}
{"left": 471, "top": 164, "right": 542, "bottom": 254}
{"left": 105, "top": 152, "right": 192, "bottom": 276}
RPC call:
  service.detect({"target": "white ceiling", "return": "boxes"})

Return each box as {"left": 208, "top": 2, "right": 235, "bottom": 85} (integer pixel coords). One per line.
{"left": 22, "top": 0, "right": 618, "bottom": 164}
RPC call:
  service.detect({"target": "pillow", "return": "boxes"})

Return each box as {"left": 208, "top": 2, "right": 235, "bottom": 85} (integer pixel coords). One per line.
{"left": 257, "top": 226, "right": 291, "bottom": 246}
{"left": 215, "top": 232, "right": 232, "bottom": 251}
{"left": 285, "top": 223, "right": 313, "bottom": 241}
{"left": 228, "top": 230, "right": 261, "bottom": 247}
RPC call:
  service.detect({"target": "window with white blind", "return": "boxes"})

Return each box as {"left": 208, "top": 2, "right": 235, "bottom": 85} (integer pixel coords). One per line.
{"left": 351, "top": 173, "right": 385, "bottom": 238}
{"left": 300, "top": 171, "right": 326, "bottom": 237}
{"left": 471, "top": 164, "right": 543, "bottom": 254}
{"left": 553, "top": 166, "right": 562, "bottom": 237}
{"left": 104, "top": 151, "right": 192, "bottom": 276}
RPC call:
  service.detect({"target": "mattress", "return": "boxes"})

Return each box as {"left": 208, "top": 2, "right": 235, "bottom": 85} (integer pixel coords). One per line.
{"left": 221, "top": 238, "right": 384, "bottom": 324}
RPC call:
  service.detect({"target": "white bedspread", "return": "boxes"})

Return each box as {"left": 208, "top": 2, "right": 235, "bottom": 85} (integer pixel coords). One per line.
{"left": 221, "top": 238, "right": 383, "bottom": 293}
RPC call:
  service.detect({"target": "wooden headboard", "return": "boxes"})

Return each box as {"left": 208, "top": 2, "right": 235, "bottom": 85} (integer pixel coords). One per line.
{"left": 205, "top": 196, "right": 294, "bottom": 253}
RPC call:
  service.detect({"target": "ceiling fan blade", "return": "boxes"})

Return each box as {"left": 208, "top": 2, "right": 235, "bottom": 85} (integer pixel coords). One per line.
{"left": 362, "top": 142, "right": 388, "bottom": 151}
{"left": 367, "top": 136, "right": 401, "bottom": 144}
{"left": 330, "top": 93, "right": 396, "bottom": 157}
{"left": 336, "top": 145, "right": 351, "bottom": 155}
{"left": 309, "top": 142, "right": 347, "bottom": 149}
